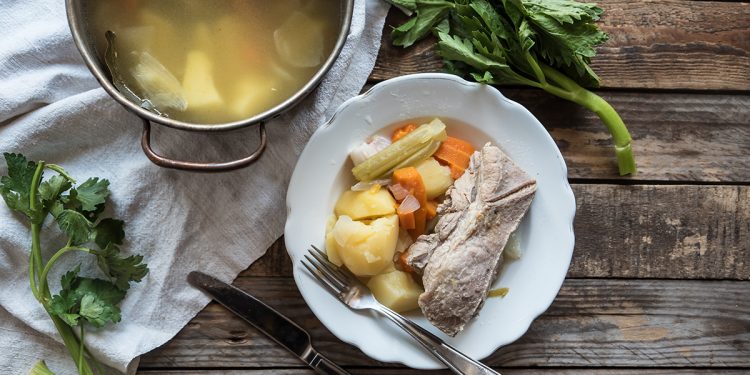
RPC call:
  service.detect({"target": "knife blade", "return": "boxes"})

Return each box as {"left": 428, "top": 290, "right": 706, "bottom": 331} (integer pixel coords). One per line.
{"left": 187, "top": 271, "right": 350, "bottom": 375}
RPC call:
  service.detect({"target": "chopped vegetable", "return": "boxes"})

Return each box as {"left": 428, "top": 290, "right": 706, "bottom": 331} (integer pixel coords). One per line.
{"left": 1, "top": 153, "right": 148, "bottom": 375}
{"left": 394, "top": 229, "right": 414, "bottom": 254}
{"left": 349, "top": 136, "right": 392, "bottom": 166}
{"left": 392, "top": 167, "right": 428, "bottom": 238}
{"left": 415, "top": 157, "right": 454, "bottom": 199}
{"left": 391, "top": 123, "right": 418, "bottom": 142}
{"left": 331, "top": 215, "right": 400, "bottom": 276}
{"left": 388, "top": 183, "right": 410, "bottom": 201}
{"left": 351, "top": 178, "right": 391, "bottom": 192}
{"left": 488, "top": 287, "right": 509, "bottom": 298}
{"left": 397, "top": 194, "right": 421, "bottom": 229}
{"left": 398, "top": 210, "right": 416, "bottom": 230}
{"left": 182, "top": 50, "right": 223, "bottom": 111}
{"left": 352, "top": 118, "right": 447, "bottom": 181}
{"left": 389, "top": 0, "right": 636, "bottom": 176}
{"left": 442, "top": 136, "right": 475, "bottom": 156}
{"left": 398, "top": 194, "right": 421, "bottom": 214}
{"left": 397, "top": 251, "right": 415, "bottom": 273}
{"left": 367, "top": 270, "right": 423, "bottom": 312}
{"left": 334, "top": 187, "right": 397, "bottom": 220}
{"left": 425, "top": 199, "right": 438, "bottom": 220}
{"left": 433, "top": 140, "right": 473, "bottom": 179}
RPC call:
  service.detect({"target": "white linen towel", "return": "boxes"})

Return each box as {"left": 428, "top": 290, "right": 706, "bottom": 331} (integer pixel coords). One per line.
{"left": 0, "top": 0, "right": 390, "bottom": 374}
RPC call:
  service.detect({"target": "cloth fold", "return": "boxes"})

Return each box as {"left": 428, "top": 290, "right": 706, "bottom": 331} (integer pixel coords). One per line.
{"left": 0, "top": 1, "right": 390, "bottom": 374}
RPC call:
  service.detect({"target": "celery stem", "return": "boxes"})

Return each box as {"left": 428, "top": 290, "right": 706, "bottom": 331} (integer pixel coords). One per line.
{"left": 539, "top": 64, "right": 636, "bottom": 175}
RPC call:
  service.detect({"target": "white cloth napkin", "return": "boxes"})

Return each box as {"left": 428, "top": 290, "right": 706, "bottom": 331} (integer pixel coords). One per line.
{"left": 0, "top": 0, "right": 390, "bottom": 374}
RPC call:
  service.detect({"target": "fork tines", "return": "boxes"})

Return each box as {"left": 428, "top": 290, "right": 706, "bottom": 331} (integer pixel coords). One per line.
{"left": 301, "top": 245, "right": 351, "bottom": 295}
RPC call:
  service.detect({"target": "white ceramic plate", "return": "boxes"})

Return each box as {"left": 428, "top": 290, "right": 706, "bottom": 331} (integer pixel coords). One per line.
{"left": 285, "top": 73, "right": 575, "bottom": 369}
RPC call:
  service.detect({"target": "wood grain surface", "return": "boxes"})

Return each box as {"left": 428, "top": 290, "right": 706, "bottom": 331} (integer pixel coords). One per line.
{"left": 502, "top": 91, "right": 750, "bottom": 182}
{"left": 371, "top": 0, "right": 750, "bottom": 91}
{"left": 139, "top": 278, "right": 749, "bottom": 369}
{"left": 245, "top": 185, "right": 750, "bottom": 280}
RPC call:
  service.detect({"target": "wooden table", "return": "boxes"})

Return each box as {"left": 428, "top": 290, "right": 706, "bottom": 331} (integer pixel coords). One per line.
{"left": 139, "top": 1, "right": 749, "bottom": 374}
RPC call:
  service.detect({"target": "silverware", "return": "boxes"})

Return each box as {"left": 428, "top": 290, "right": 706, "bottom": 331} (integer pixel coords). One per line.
{"left": 187, "top": 271, "right": 350, "bottom": 375}
{"left": 302, "top": 246, "right": 501, "bottom": 375}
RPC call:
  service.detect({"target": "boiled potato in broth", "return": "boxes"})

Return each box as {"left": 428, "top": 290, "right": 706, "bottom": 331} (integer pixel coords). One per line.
{"left": 91, "top": 0, "right": 340, "bottom": 124}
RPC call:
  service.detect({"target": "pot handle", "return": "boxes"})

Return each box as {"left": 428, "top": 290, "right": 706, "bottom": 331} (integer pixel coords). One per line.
{"left": 140, "top": 119, "right": 267, "bottom": 172}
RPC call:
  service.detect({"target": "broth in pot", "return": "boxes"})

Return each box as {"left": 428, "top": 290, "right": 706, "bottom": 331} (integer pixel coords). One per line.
{"left": 91, "top": 0, "right": 341, "bottom": 124}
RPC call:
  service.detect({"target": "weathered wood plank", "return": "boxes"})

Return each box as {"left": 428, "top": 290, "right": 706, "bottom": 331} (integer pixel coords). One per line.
{"left": 503, "top": 91, "right": 750, "bottom": 182}
{"left": 138, "top": 369, "right": 750, "bottom": 375}
{"left": 244, "top": 185, "right": 750, "bottom": 280}
{"left": 139, "top": 278, "right": 750, "bottom": 369}
{"left": 371, "top": 0, "right": 750, "bottom": 91}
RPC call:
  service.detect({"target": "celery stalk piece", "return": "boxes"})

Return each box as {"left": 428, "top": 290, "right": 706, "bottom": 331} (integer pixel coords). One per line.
{"left": 352, "top": 119, "right": 447, "bottom": 181}
{"left": 383, "top": 139, "right": 442, "bottom": 178}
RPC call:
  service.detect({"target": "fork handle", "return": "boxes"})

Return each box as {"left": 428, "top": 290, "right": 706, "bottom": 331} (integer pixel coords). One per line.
{"left": 376, "top": 306, "right": 500, "bottom": 375}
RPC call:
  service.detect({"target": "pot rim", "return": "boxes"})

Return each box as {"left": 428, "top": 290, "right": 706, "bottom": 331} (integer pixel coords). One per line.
{"left": 66, "top": 0, "right": 355, "bottom": 133}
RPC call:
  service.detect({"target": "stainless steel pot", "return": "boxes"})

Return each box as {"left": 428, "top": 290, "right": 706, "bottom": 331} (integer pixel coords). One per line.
{"left": 66, "top": 0, "right": 354, "bottom": 172}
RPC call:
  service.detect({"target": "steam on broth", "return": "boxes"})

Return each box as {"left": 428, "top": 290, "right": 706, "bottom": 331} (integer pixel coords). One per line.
{"left": 91, "top": 0, "right": 341, "bottom": 124}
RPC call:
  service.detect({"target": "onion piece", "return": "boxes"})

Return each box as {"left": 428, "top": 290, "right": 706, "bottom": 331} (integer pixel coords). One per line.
{"left": 351, "top": 178, "right": 391, "bottom": 192}
{"left": 395, "top": 229, "right": 414, "bottom": 253}
{"left": 397, "top": 194, "right": 420, "bottom": 214}
{"left": 349, "top": 136, "right": 392, "bottom": 166}
{"left": 388, "top": 183, "right": 410, "bottom": 201}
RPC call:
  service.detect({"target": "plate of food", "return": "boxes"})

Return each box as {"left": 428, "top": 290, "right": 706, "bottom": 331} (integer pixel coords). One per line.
{"left": 285, "top": 73, "right": 575, "bottom": 368}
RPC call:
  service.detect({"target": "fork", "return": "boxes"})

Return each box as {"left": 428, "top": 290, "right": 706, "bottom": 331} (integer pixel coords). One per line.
{"left": 302, "top": 246, "right": 501, "bottom": 375}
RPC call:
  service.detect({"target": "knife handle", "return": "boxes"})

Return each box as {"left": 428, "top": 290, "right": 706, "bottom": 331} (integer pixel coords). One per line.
{"left": 305, "top": 348, "right": 351, "bottom": 375}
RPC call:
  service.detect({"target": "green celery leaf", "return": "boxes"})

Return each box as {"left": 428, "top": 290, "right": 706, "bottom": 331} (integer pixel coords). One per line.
{"left": 0, "top": 153, "right": 38, "bottom": 218}
{"left": 49, "top": 266, "right": 125, "bottom": 327}
{"left": 523, "top": 0, "right": 603, "bottom": 24}
{"left": 389, "top": 0, "right": 417, "bottom": 11}
{"left": 92, "top": 243, "right": 149, "bottom": 291}
{"left": 71, "top": 178, "right": 110, "bottom": 212}
{"left": 39, "top": 175, "right": 72, "bottom": 212}
{"left": 56, "top": 209, "right": 93, "bottom": 245}
{"left": 519, "top": 0, "right": 608, "bottom": 86}
{"left": 436, "top": 32, "right": 530, "bottom": 84}
{"left": 437, "top": 32, "right": 506, "bottom": 71}
{"left": 92, "top": 218, "right": 125, "bottom": 249}
{"left": 79, "top": 293, "right": 122, "bottom": 327}
{"left": 393, "top": 1, "right": 454, "bottom": 47}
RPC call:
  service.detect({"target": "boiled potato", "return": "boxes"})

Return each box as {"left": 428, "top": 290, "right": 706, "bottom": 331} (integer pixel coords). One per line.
{"left": 273, "top": 11, "right": 325, "bottom": 68}
{"left": 367, "top": 270, "right": 424, "bottom": 312}
{"left": 332, "top": 215, "right": 399, "bottom": 276}
{"left": 324, "top": 215, "right": 343, "bottom": 266}
{"left": 415, "top": 158, "right": 453, "bottom": 199}
{"left": 182, "top": 50, "right": 223, "bottom": 111}
{"left": 230, "top": 74, "right": 281, "bottom": 119}
{"left": 334, "top": 187, "right": 396, "bottom": 220}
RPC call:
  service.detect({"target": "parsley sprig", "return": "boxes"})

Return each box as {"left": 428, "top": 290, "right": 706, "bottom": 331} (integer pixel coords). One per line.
{"left": 1, "top": 153, "right": 148, "bottom": 375}
{"left": 389, "top": 0, "right": 636, "bottom": 175}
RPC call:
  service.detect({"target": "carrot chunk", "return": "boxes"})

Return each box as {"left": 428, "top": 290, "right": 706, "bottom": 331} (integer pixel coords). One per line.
{"left": 398, "top": 251, "right": 414, "bottom": 273}
{"left": 391, "top": 123, "right": 418, "bottom": 142}
{"left": 449, "top": 164, "right": 466, "bottom": 179}
{"left": 392, "top": 167, "right": 426, "bottom": 206}
{"left": 434, "top": 145, "right": 471, "bottom": 169}
{"left": 442, "top": 136, "right": 475, "bottom": 155}
{"left": 398, "top": 210, "right": 416, "bottom": 229}
{"left": 409, "top": 209, "right": 427, "bottom": 240}
{"left": 392, "top": 167, "right": 428, "bottom": 237}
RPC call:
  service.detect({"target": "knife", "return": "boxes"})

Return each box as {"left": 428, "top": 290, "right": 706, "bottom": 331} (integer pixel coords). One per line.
{"left": 187, "top": 271, "right": 350, "bottom": 375}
